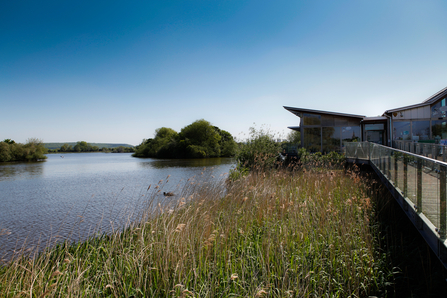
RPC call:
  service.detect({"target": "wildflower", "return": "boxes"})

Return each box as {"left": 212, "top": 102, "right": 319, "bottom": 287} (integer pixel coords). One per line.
{"left": 230, "top": 273, "right": 238, "bottom": 280}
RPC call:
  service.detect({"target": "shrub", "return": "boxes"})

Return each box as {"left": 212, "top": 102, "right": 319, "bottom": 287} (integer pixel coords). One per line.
{"left": 0, "top": 139, "right": 47, "bottom": 162}
{"left": 235, "top": 126, "right": 282, "bottom": 172}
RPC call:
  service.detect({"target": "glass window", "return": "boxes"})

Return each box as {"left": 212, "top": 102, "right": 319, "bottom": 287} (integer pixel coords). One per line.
{"left": 432, "top": 120, "right": 447, "bottom": 139}
{"left": 393, "top": 122, "right": 411, "bottom": 140}
{"left": 341, "top": 126, "right": 360, "bottom": 147}
{"left": 334, "top": 117, "right": 348, "bottom": 126}
{"left": 346, "top": 118, "right": 362, "bottom": 127}
{"left": 303, "top": 114, "right": 321, "bottom": 126}
{"left": 321, "top": 115, "right": 335, "bottom": 126}
{"left": 322, "top": 127, "right": 341, "bottom": 153}
{"left": 365, "top": 123, "right": 384, "bottom": 131}
{"left": 431, "top": 97, "right": 447, "bottom": 118}
{"left": 303, "top": 127, "right": 321, "bottom": 152}
{"left": 412, "top": 121, "right": 430, "bottom": 141}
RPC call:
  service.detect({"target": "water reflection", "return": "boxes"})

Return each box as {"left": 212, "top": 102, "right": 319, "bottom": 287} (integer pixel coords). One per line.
{"left": 139, "top": 157, "right": 235, "bottom": 169}
{"left": 0, "top": 161, "right": 45, "bottom": 181}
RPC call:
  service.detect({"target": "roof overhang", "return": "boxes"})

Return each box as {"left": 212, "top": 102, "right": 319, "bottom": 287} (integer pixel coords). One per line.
{"left": 283, "top": 106, "right": 365, "bottom": 119}
{"left": 361, "top": 116, "right": 388, "bottom": 122}
{"left": 385, "top": 86, "right": 447, "bottom": 114}
{"left": 384, "top": 102, "right": 430, "bottom": 114}
{"left": 422, "top": 86, "right": 447, "bottom": 104}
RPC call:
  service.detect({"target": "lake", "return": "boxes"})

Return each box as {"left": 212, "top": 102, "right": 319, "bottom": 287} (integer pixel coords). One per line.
{"left": 0, "top": 153, "right": 235, "bottom": 261}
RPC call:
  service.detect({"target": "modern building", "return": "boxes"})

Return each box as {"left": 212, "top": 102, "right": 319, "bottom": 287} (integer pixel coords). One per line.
{"left": 284, "top": 86, "right": 447, "bottom": 153}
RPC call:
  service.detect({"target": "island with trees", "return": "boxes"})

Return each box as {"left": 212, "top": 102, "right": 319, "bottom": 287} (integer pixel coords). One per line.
{"left": 46, "top": 141, "right": 135, "bottom": 153}
{"left": 133, "top": 119, "right": 237, "bottom": 159}
{"left": 0, "top": 139, "right": 48, "bottom": 162}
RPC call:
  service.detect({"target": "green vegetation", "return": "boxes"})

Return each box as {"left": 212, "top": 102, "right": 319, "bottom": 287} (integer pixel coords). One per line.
{"left": 0, "top": 139, "right": 47, "bottom": 162}
{"left": 133, "top": 119, "right": 237, "bottom": 159}
{"left": 47, "top": 141, "right": 135, "bottom": 153}
{"left": 0, "top": 161, "right": 391, "bottom": 297}
{"left": 234, "top": 126, "right": 282, "bottom": 172}
{"left": 230, "top": 127, "right": 344, "bottom": 181}
{"left": 44, "top": 142, "right": 134, "bottom": 150}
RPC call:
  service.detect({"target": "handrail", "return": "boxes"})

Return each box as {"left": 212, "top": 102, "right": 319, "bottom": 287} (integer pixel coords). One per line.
{"left": 345, "top": 142, "right": 447, "bottom": 238}
{"left": 393, "top": 140, "right": 447, "bottom": 162}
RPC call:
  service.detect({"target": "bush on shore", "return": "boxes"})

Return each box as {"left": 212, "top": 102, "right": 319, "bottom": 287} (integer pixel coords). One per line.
{"left": 0, "top": 138, "right": 47, "bottom": 162}
{"left": 133, "top": 119, "right": 237, "bottom": 159}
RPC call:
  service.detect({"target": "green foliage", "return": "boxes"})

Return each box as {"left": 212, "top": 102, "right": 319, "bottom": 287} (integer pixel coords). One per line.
{"left": 296, "top": 147, "right": 345, "bottom": 169}
{"left": 0, "top": 138, "right": 47, "bottom": 162}
{"left": 49, "top": 142, "right": 135, "bottom": 153}
{"left": 0, "top": 167, "right": 394, "bottom": 297}
{"left": 287, "top": 129, "right": 300, "bottom": 144}
{"left": 45, "top": 142, "right": 134, "bottom": 151}
{"left": 234, "top": 126, "right": 282, "bottom": 171}
{"left": 2, "top": 139, "right": 15, "bottom": 145}
{"left": 133, "top": 119, "right": 237, "bottom": 159}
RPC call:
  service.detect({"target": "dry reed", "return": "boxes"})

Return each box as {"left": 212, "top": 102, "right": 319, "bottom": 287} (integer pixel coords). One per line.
{"left": 0, "top": 165, "right": 388, "bottom": 297}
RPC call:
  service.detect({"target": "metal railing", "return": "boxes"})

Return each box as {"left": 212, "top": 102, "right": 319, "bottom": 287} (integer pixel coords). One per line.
{"left": 393, "top": 140, "right": 447, "bottom": 162}
{"left": 345, "top": 142, "right": 447, "bottom": 238}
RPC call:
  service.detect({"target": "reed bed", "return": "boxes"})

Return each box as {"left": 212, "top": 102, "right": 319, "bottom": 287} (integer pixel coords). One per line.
{"left": 0, "top": 166, "right": 388, "bottom": 297}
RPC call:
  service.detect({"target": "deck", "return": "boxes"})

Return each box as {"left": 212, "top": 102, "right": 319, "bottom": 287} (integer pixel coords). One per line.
{"left": 345, "top": 142, "right": 447, "bottom": 269}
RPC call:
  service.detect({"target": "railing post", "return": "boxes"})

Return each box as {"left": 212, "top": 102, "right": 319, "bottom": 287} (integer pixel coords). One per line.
{"left": 388, "top": 150, "right": 391, "bottom": 179}
{"left": 404, "top": 155, "right": 408, "bottom": 197}
{"left": 417, "top": 158, "right": 422, "bottom": 212}
{"left": 440, "top": 165, "right": 446, "bottom": 238}
{"left": 394, "top": 152, "right": 398, "bottom": 187}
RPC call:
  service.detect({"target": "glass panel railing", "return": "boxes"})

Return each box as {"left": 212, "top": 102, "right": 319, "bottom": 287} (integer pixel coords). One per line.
{"left": 346, "top": 141, "right": 447, "bottom": 237}
{"left": 393, "top": 140, "right": 447, "bottom": 163}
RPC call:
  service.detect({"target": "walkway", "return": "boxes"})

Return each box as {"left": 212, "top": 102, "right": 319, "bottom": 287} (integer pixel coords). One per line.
{"left": 345, "top": 142, "right": 447, "bottom": 268}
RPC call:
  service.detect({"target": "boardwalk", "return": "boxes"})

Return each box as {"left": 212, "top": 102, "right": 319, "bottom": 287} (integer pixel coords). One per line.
{"left": 346, "top": 142, "right": 447, "bottom": 269}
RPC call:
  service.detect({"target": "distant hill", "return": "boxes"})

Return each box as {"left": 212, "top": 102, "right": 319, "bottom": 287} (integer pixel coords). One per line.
{"left": 44, "top": 142, "right": 135, "bottom": 150}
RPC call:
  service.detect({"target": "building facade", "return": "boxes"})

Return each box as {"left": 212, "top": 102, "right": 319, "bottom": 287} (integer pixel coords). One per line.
{"left": 284, "top": 86, "right": 447, "bottom": 153}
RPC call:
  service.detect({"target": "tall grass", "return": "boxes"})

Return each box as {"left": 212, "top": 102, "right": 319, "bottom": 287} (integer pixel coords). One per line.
{"left": 0, "top": 164, "right": 389, "bottom": 297}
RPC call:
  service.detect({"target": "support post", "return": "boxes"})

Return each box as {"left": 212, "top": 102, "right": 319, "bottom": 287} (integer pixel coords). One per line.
{"left": 388, "top": 152, "right": 391, "bottom": 180}
{"left": 440, "top": 165, "right": 446, "bottom": 239}
{"left": 417, "top": 158, "right": 422, "bottom": 212}
{"left": 394, "top": 152, "right": 398, "bottom": 187}
{"left": 404, "top": 155, "right": 408, "bottom": 198}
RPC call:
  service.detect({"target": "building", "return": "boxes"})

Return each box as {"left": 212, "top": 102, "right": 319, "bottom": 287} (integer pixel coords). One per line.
{"left": 284, "top": 86, "right": 447, "bottom": 153}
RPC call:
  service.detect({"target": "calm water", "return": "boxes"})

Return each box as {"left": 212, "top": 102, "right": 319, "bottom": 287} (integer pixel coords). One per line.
{"left": 0, "top": 153, "right": 234, "bottom": 261}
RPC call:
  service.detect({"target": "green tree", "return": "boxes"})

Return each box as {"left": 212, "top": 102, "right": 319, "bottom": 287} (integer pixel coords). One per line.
{"left": 287, "top": 130, "right": 301, "bottom": 145}
{"left": 0, "top": 142, "right": 11, "bottom": 161}
{"left": 133, "top": 128, "right": 178, "bottom": 158}
{"left": 3, "top": 139, "right": 15, "bottom": 145}
{"left": 215, "top": 127, "right": 237, "bottom": 157}
{"left": 60, "top": 143, "right": 70, "bottom": 152}
{"left": 133, "top": 120, "right": 236, "bottom": 159}
{"left": 0, "top": 138, "right": 47, "bottom": 162}
{"left": 179, "top": 119, "right": 221, "bottom": 158}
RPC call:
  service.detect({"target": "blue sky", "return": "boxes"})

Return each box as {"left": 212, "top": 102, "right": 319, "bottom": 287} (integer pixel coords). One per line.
{"left": 2, "top": 0, "right": 447, "bottom": 145}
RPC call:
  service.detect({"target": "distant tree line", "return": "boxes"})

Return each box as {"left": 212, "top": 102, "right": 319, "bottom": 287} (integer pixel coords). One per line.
{"left": 48, "top": 141, "right": 135, "bottom": 153}
{"left": 133, "top": 119, "right": 237, "bottom": 159}
{"left": 0, "top": 139, "right": 48, "bottom": 162}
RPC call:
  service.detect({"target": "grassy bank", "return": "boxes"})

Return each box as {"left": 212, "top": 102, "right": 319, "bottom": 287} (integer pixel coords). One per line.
{"left": 0, "top": 164, "right": 390, "bottom": 297}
